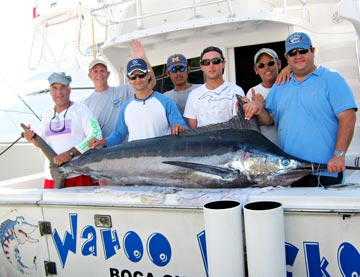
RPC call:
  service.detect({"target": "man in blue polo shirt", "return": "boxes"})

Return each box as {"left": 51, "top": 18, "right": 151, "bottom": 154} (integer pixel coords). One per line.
{"left": 244, "top": 32, "right": 357, "bottom": 186}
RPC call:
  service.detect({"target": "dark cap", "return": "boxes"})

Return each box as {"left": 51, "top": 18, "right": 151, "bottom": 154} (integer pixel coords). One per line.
{"left": 127, "top": 58, "right": 148, "bottom": 75}
{"left": 167, "top": 54, "right": 188, "bottom": 70}
{"left": 200, "top": 46, "right": 224, "bottom": 60}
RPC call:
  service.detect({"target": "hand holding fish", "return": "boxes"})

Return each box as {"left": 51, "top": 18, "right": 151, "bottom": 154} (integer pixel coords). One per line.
{"left": 88, "top": 138, "right": 106, "bottom": 148}
{"left": 243, "top": 100, "right": 264, "bottom": 120}
{"left": 171, "top": 124, "right": 187, "bottom": 135}
{"left": 21, "top": 124, "right": 39, "bottom": 147}
{"left": 53, "top": 152, "right": 71, "bottom": 166}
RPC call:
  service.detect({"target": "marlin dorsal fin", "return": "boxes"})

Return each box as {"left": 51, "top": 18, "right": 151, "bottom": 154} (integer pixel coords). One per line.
{"left": 184, "top": 95, "right": 259, "bottom": 136}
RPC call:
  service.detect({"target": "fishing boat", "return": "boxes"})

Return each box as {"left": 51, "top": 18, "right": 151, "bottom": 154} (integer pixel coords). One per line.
{"left": 1, "top": 0, "right": 360, "bottom": 276}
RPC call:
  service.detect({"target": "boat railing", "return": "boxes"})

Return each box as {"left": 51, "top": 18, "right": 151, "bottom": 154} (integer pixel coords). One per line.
{"left": 90, "top": 0, "right": 310, "bottom": 39}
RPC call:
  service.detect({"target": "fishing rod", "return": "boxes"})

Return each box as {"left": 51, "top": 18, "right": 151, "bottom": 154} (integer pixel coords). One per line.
{"left": 0, "top": 135, "right": 23, "bottom": 156}
{"left": 0, "top": 84, "right": 95, "bottom": 157}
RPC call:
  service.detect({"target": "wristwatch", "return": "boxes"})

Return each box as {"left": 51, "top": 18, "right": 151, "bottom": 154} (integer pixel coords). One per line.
{"left": 333, "top": 150, "right": 345, "bottom": 157}
{"left": 68, "top": 149, "right": 75, "bottom": 158}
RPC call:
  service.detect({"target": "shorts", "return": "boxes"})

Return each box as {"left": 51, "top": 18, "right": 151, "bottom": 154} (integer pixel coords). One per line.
{"left": 44, "top": 175, "right": 98, "bottom": 189}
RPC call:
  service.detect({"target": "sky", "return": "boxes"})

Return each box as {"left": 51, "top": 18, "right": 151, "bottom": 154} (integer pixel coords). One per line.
{"left": 0, "top": 0, "right": 33, "bottom": 109}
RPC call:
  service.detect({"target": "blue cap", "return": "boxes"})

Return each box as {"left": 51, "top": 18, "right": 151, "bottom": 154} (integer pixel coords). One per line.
{"left": 48, "top": 72, "right": 72, "bottom": 86}
{"left": 167, "top": 54, "right": 188, "bottom": 70}
{"left": 127, "top": 58, "right": 148, "bottom": 75}
{"left": 285, "top": 32, "right": 312, "bottom": 54}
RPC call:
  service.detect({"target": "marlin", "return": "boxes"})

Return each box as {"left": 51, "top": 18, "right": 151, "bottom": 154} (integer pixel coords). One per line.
{"left": 21, "top": 104, "right": 359, "bottom": 189}
{"left": 0, "top": 215, "right": 39, "bottom": 274}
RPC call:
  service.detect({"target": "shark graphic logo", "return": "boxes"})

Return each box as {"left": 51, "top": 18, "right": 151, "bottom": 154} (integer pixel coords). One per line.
{"left": 0, "top": 215, "right": 39, "bottom": 274}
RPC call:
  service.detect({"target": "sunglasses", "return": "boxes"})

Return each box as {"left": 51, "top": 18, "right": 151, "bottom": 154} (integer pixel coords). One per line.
{"left": 256, "top": 59, "right": 276, "bottom": 69}
{"left": 287, "top": 48, "right": 310, "bottom": 57}
{"left": 200, "top": 57, "right": 223, "bottom": 66}
{"left": 128, "top": 72, "right": 147, "bottom": 80}
{"left": 170, "top": 66, "right": 186, "bottom": 73}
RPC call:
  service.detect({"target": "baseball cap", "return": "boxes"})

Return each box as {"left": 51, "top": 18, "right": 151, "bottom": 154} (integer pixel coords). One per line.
{"left": 167, "top": 54, "right": 188, "bottom": 70}
{"left": 48, "top": 72, "right": 72, "bottom": 86}
{"left": 254, "top": 48, "right": 279, "bottom": 64}
{"left": 285, "top": 32, "right": 312, "bottom": 54}
{"left": 89, "top": 59, "right": 107, "bottom": 71}
{"left": 200, "top": 46, "right": 224, "bottom": 60}
{"left": 127, "top": 58, "right": 148, "bottom": 75}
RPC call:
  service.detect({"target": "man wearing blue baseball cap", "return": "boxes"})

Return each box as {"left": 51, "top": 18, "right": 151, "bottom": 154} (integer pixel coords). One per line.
{"left": 245, "top": 32, "right": 357, "bottom": 187}
{"left": 84, "top": 40, "right": 156, "bottom": 138}
{"left": 89, "top": 58, "right": 188, "bottom": 148}
{"left": 23, "top": 72, "right": 102, "bottom": 188}
{"left": 164, "top": 54, "right": 201, "bottom": 116}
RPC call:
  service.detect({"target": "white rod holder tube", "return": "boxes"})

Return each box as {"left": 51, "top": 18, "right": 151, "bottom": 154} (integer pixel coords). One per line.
{"left": 203, "top": 200, "right": 245, "bottom": 277}
{"left": 244, "top": 201, "right": 286, "bottom": 277}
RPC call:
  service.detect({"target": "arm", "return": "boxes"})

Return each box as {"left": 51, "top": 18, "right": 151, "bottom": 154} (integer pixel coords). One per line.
{"left": 54, "top": 107, "right": 102, "bottom": 165}
{"left": 129, "top": 39, "right": 156, "bottom": 89}
{"left": 186, "top": 118, "right": 198, "bottom": 129}
{"left": 243, "top": 100, "right": 274, "bottom": 125}
{"left": 249, "top": 88, "right": 265, "bottom": 103}
{"left": 103, "top": 104, "right": 129, "bottom": 147}
{"left": 275, "top": 65, "right": 292, "bottom": 85}
{"left": 165, "top": 97, "right": 189, "bottom": 134}
{"left": 22, "top": 124, "right": 40, "bottom": 147}
{"left": 327, "top": 109, "right": 356, "bottom": 173}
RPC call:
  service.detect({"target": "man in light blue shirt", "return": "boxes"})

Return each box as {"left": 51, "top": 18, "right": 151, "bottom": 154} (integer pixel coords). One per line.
{"left": 245, "top": 32, "right": 357, "bottom": 187}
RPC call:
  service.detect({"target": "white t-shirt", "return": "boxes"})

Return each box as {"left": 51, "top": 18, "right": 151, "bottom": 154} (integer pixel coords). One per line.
{"left": 247, "top": 83, "right": 278, "bottom": 145}
{"left": 39, "top": 102, "right": 102, "bottom": 179}
{"left": 184, "top": 81, "right": 245, "bottom": 127}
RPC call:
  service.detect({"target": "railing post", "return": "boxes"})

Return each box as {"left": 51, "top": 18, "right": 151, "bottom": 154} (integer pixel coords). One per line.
{"left": 226, "top": 0, "right": 235, "bottom": 17}
{"left": 135, "top": 0, "right": 144, "bottom": 29}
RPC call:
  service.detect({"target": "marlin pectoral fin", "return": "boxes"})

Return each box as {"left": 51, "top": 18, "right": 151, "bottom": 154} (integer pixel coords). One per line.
{"left": 163, "top": 161, "right": 239, "bottom": 179}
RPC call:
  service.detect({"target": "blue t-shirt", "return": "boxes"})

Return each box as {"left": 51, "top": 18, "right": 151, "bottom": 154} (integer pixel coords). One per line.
{"left": 266, "top": 65, "right": 357, "bottom": 176}
{"left": 106, "top": 91, "right": 188, "bottom": 146}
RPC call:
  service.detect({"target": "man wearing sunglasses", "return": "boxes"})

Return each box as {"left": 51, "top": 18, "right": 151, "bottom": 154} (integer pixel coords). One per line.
{"left": 246, "top": 48, "right": 282, "bottom": 145}
{"left": 23, "top": 72, "right": 102, "bottom": 189}
{"left": 244, "top": 32, "right": 357, "bottom": 187}
{"left": 164, "top": 54, "right": 201, "bottom": 116}
{"left": 184, "top": 46, "right": 245, "bottom": 128}
{"left": 84, "top": 40, "right": 156, "bottom": 138}
{"left": 89, "top": 58, "right": 188, "bottom": 149}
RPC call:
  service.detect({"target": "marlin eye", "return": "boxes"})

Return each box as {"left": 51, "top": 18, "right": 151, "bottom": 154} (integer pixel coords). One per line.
{"left": 281, "top": 159, "right": 291, "bottom": 166}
